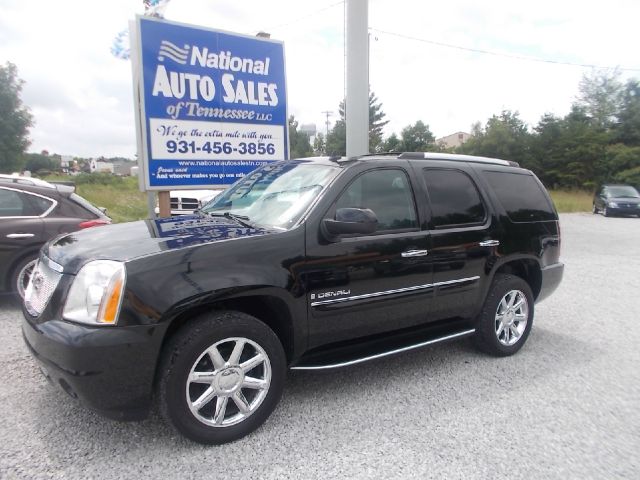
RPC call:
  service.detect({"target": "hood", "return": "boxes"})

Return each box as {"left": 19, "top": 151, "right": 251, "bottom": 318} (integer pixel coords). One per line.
{"left": 45, "top": 214, "right": 278, "bottom": 273}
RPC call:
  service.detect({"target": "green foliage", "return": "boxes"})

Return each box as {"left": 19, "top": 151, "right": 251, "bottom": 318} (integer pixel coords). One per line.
{"left": 288, "top": 115, "right": 313, "bottom": 159}
{"left": 313, "top": 132, "right": 326, "bottom": 155}
{"left": 399, "top": 121, "right": 436, "bottom": 152}
{"left": 576, "top": 70, "right": 623, "bottom": 129}
{"left": 24, "top": 152, "right": 58, "bottom": 173}
{"left": 459, "top": 110, "right": 532, "bottom": 166}
{"left": 0, "top": 62, "right": 33, "bottom": 173}
{"left": 615, "top": 79, "right": 640, "bottom": 145}
{"left": 72, "top": 172, "right": 125, "bottom": 186}
{"left": 325, "top": 91, "right": 388, "bottom": 155}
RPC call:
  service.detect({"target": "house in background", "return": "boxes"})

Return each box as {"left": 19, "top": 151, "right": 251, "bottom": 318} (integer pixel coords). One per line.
{"left": 436, "top": 131, "right": 473, "bottom": 150}
{"left": 90, "top": 158, "right": 115, "bottom": 174}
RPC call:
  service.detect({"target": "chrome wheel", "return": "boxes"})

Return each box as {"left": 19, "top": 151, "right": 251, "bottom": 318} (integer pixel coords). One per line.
{"left": 495, "top": 289, "right": 528, "bottom": 346}
{"left": 16, "top": 259, "right": 37, "bottom": 299}
{"left": 186, "top": 337, "right": 271, "bottom": 428}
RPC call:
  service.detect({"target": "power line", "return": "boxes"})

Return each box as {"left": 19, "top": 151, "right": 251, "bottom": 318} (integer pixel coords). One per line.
{"left": 369, "top": 28, "right": 640, "bottom": 73}
{"left": 257, "top": 1, "right": 344, "bottom": 33}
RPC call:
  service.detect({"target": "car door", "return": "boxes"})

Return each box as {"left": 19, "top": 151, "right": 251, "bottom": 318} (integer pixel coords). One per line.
{"left": 0, "top": 187, "right": 51, "bottom": 289}
{"left": 415, "top": 163, "right": 498, "bottom": 321}
{"left": 304, "top": 164, "right": 433, "bottom": 348}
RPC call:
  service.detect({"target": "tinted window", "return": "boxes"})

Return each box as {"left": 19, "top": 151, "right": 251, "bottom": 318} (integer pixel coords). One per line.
{"left": 0, "top": 188, "right": 52, "bottom": 217}
{"left": 336, "top": 169, "right": 417, "bottom": 231}
{"left": 423, "top": 169, "right": 485, "bottom": 227}
{"left": 484, "top": 171, "right": 556, "bottom": 222}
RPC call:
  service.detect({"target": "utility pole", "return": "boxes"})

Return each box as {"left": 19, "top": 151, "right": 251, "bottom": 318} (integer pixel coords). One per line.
{"left": 346, "top": 0, "right": 369, "bottom": 157}
{"left": 321, "top": 110, "right": 333, "bottom": 137}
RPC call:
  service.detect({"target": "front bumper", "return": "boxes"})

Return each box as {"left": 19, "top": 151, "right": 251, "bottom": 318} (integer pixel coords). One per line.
{"left": 22, "top": 314, "right": 164, "bottom": 421}
{"left": 606, "top": 205, "right": 640, "bottom": 216}
{"left": 537, "top": 262, "right": 564, "bottom": 303}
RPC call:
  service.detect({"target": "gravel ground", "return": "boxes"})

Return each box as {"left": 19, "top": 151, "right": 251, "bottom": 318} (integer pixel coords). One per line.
{"left": 1, "top": 213, "right": 639, "bottom": 479}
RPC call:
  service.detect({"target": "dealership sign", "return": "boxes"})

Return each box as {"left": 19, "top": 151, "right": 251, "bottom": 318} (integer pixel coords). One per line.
{"left": 131, "top": 16, "right": 289, "bottom": 190}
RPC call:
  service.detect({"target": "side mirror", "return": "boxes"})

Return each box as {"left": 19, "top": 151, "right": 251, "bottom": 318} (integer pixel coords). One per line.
{"left": 323, "top": 208, "right": 378, "bottom": 237}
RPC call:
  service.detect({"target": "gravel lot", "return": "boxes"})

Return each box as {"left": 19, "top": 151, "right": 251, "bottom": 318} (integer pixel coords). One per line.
{"left": 1, "top": 213, "right": 639, "bottom": 479}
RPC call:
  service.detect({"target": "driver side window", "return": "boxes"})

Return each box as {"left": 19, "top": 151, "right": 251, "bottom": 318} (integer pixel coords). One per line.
{"left": 336, "top": 169, "right": 418, "bottom": 232}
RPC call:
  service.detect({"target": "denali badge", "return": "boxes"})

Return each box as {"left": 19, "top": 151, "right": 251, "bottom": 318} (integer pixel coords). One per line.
{"left": 310, "top": 289, "right": 351, "bottom": 300}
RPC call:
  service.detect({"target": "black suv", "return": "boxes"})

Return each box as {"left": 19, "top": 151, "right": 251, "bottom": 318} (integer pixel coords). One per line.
{"left": 22, "top": 153, "right": 563, "bottom": 444}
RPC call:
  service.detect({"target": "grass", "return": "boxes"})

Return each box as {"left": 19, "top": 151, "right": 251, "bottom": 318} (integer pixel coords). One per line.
{"left": 549, "top": 190, "right": 593, "bottom": 213}
{"left": 44, "top": 175, "right": 148, "bottom": 223}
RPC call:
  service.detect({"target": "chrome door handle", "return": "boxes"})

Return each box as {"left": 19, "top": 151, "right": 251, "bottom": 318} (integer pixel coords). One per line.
{"left": 6, "top": 233, "right": 35, "bottom": 239}
{"left": 401, "top": 249, "right": 429, "bottom": 258}
{"left": 479, "top": 240, "right": 500, "bottom": 247}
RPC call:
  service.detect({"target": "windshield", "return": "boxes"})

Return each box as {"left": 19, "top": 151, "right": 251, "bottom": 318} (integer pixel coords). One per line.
{"left": 201, "top": 161, "right": 339, "bottom": 229}
{"left": 606, "top": 186, "right": 640, "bottom": 198}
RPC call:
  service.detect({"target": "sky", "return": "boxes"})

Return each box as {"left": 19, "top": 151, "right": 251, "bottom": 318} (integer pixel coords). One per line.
{"left": 1, "top": 0, "right": 639, "bottom": 158}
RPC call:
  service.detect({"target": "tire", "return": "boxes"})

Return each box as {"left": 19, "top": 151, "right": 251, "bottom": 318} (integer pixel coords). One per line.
{"left": 474, "top": 274, "right": 534, "bottom": 357}
{"left": 603, "top": 207, "right": 610, "bottom": 217}
{"left": 12, "top": 255, "right": 38, "bottom": 300}
{"left": 158, "top": 311, "right": 286, "bottom": 445}
{"left": 592, "top": 204, "right": 598, "bottom": 214}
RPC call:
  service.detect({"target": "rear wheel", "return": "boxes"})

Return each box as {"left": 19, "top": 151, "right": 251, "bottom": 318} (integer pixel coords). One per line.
{"left": 474, "top": 274, "right": 534, "bottom": 356}
{"left": 12, "top": 255, "right": 38, "bottom": 299}
{"left": 159, "top": 311, "right": 286, "bottom": 444}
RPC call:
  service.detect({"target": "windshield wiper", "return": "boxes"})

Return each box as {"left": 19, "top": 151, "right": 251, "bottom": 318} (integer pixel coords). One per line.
{"left": 204, "top": 211, "right": 257, "bottom": 228}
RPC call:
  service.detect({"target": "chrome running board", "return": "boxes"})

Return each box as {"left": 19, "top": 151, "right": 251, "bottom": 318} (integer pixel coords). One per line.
{"left": 290, "top": 328, "right": 476, "bottom": 371}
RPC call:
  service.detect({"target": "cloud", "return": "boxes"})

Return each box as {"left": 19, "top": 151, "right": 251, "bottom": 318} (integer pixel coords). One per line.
{"left": 1, "top": 0, "right": 638, "bottom": 157}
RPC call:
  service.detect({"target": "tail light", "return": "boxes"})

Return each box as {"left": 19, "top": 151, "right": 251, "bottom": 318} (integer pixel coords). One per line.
{"left": 78, "top": 219, "right": 111, "bottom": 229}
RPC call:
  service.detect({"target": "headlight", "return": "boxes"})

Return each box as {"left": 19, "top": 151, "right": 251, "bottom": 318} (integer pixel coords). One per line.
{"left": 608, "top": 202, "right": 618, "bottom": 207}
{"left": 63, "top": 260, "right": 126, "bottom": 325}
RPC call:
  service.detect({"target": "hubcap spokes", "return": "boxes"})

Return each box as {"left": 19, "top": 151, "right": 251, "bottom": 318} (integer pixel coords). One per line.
{"left": 495, "top": 290, "right": 528, "bottom": 346}
{"left": 186, "top": 337, "right": 271, "bottom": 427}
{"left": 17, "top": 259, "right": 37, "bottom": 299}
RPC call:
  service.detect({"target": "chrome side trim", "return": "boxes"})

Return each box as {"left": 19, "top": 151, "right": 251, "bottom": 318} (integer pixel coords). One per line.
{"left": 290, "top": 329, "right": 476, "bottom": 370}
{"left": 401, "top": 249, "right": 429, "bottom": 257}
{"left": 479, "top": 240, "right": 500, "bottom": 247}
{"left": 310, "top": 276, "right": 480, "bottom": 307}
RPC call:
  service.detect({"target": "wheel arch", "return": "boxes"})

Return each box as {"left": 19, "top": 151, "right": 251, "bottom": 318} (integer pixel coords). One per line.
{"left": 158, "top": 291, "right": 298, "bottom": 372}
{"left": 489, "top": 257, "right": 542, "bottom": 301}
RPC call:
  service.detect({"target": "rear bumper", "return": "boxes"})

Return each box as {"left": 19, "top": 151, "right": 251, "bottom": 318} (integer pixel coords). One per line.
{"left": 22, "top": 314, "right": 163, "bottom": 421}
{"left": 537, "top": 262, "right": 564, "bottom": 303}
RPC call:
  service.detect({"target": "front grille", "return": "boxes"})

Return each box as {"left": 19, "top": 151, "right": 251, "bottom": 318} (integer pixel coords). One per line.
{"left": 170, "top": 197, "right": 199, "bottom": 211}
{"left": 24, "top": 257, "right": 62, "bottom": 316}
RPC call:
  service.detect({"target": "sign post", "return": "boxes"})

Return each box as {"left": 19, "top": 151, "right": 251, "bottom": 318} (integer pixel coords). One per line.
{"left": 130, "top": 16, "right": 289, "bottom": 216}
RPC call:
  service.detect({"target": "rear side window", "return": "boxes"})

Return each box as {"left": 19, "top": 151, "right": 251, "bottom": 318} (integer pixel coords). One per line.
{"left": 423, "top": 169, "right": 486, "bottom": 228}
{"left": 0, "top": 188, "right": 53, "bottom": 217}
{"left": 483, "top": 171, "right": 556, "bottom": 222}
{"left": 69, "top": 193, "right": 102, "bottom": 218}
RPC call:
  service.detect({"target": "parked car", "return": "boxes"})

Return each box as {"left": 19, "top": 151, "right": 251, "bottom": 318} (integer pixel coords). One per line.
{"left": 154, "top": 189, "right": 224, "bottom": 216}
{"left": 22, "top": 153, "right": 563, "bottom": 444}
{"left": 0, "top": 176, "right": 111, "bottom": 298}
{"left": 592, "top": 184, "right": 640, "bottom": 217}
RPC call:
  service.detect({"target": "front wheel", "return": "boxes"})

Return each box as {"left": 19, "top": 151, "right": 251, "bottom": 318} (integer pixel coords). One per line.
{"left": 603, "top": 207, "right": 610, "bottom": 217}
{"left": 159, "top": 311, "right": 286, "bottom": 444}
{"left": 474, "top": 274, "right": 534, "bottom": 357}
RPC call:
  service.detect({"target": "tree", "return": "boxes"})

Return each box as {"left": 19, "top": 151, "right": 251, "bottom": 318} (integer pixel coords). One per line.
{"left": 288, "top": 115, "right": 313, "bottom": 159}
{"left": 381, "top": 132, "right": 402, "bottom": 152}
{"left": 615, "top": 79, "right": 640, "bottom": 145}
{"left": 313, "top": 132, "right": 326, "bottom": 155}
{"left": 399, "top": 121, "right": 435, "bottom": 152}
{"left": 325, "top": 91, "right": 389, "bottom": 155}
{"left": 576, "top": 70, "right": 623, "bottom": 130}
{"left": 458, "top": 110, "right": 532, "bottom": 167}
{"left": 0, "top": 62, "right": 33, "bottom": 173}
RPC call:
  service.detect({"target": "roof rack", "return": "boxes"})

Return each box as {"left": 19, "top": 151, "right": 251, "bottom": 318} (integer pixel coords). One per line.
{"left": 397, "top": 152, "right": 518, "bottom": 167}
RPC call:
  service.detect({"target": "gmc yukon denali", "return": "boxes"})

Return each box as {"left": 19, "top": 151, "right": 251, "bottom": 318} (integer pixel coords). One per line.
{"left": 22, "top": 153, "right": 564, "bottom": 444}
